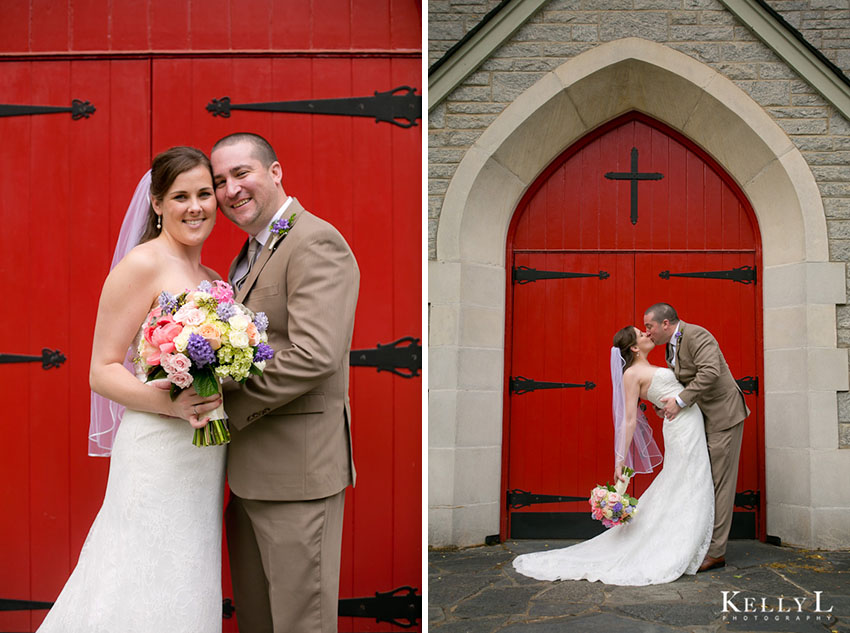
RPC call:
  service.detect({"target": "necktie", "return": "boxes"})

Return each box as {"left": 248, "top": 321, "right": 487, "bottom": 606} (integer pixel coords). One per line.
{"left": 235, "top": 239, "right": 260, "bottom": 290}
{"left": 666, "top": 342, "right": 675, "bottom": 367}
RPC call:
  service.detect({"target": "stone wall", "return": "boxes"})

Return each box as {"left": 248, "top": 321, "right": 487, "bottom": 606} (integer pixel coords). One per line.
{"left": 428, "top": 0, "right": 850, "bottom": 447}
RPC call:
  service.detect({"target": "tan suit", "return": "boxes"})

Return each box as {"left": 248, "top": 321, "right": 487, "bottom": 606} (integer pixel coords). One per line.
{"left": 670, "top": 321, "right": 749, "bottom": 558}
{"left": 225, "top": 198, "right": 359, "bottom": 633}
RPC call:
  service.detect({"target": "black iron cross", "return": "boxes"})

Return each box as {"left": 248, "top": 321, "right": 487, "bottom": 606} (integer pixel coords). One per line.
{"left": 604, "top": 147, "right": 663, "bottom": 225}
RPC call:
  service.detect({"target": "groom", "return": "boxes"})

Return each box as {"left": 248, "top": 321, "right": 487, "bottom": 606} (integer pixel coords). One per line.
{"left": 212, "top": 132, "right": 359, "bottom": 633}
{"left": 644, "top": 303, "right": 750, "bottom": 573}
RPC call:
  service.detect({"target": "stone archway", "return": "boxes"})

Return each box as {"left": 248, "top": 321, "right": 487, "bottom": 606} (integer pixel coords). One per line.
{"left": 429, "top": 37, "right": 848, "bottom": 548}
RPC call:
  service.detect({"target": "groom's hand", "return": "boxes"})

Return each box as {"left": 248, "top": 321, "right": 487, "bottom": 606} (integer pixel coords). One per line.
{"left": 660, "top": 397, "right": 682, "bottom": 420}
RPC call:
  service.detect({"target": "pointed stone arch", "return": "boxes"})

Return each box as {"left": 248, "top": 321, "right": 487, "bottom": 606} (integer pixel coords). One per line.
{"left": 429, "top": 37, "right": 848, "bottom": 548}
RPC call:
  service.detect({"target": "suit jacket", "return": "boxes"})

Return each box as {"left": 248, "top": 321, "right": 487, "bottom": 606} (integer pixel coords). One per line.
{"left": 669, "top": 321, "right": 750, "bottom": 434}
{"left": 224, "top": 198, "right": 359, "bottom": 501}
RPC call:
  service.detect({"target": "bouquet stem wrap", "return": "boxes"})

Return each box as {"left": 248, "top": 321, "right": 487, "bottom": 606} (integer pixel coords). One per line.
{"left": 192, "top": 385, "right": 230, "bottom": 447}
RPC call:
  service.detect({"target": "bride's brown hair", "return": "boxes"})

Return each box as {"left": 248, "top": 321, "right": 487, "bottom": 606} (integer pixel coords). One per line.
{"left": 613, "top": 326, "right": 639, "bottom": 371}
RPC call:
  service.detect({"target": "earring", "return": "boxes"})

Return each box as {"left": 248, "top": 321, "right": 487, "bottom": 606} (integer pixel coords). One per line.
{"left": 156, "top": 215, "right": 162, "bottom": 230}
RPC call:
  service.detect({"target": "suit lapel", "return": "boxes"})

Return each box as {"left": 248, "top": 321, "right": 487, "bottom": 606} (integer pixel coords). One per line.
{"left": 234, "top": 198, "right": 306, "bottom": 303}
{"left": 673, "top": 321, "right": 687, "bottom": 377}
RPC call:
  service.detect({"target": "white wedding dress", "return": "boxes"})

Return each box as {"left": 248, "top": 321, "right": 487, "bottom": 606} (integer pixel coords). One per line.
{"left": 513, "top": 368, "right": 714, "bottom": 586}
{"left": 37, "top": 364, "right": 226, "bottom": 632}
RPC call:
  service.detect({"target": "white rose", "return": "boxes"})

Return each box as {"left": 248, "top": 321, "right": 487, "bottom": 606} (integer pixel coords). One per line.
{"left": 229, "top": 330, "right": 250, "bottom": 348}
{"left": 253, "top": 360, "right": 267, "bottom": 372}
{"left": 173, "top": 327, "right": 194, "bottom": 352}
{"left": 228, "top": 314, "right": 251, "bottom": 331}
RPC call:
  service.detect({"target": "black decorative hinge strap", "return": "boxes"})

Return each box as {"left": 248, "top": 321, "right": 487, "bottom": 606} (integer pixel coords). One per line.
{"left": 735, "top": 489, "right": 760, "bottom": 510}
{"left": 0, "top": 99, "right": 95, "bottom": 119}
{"left": 0, "top": 598, "right": 53, "bottom": 611}
{"left": 0, "top": 348, "right": 66, "bottom": 369}
{"left": 207, "top": 86, "right": 422, "bottom": 128}
{"left": 659, "top": 266, "right": 757, "bottom": 285}
{"left": 513, "top": 266, "right": 609, "bottom": 284}
{"left": 507, "top": 489, "right": 588, "bottom": 509}
{"left": 510, "top": 376, "right": 596, "bottom": 395}
{"left": 350, "top": 336, "right": 421, "bottom": 378}
{"left": 736, "top": 376, "right": 758, "bottom": 395}
{"left": 338, "top": 586, "right": 421, "bottom": 628}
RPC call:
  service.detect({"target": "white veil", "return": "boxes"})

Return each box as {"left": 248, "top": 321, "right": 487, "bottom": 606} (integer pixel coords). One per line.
{"left": 88, "top": 171, "right": 152, "bottom": 457}
{"left": 610, "top": 347, "right": 663, "bottom": 473}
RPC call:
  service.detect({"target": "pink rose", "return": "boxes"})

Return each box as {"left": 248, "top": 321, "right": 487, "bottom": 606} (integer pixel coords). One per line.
{"left": 173, "top": 305, "right": 205, "bottom": 326}
{"left": 211, "top": 280, "right": 234, "bottom": 304}
{"left": 607, "top": 492, "right": 620, "bottom": 505}
{"left": 170, "top": 371, "right": 194, "bottom": 389}
{"left": 146, "top": 314, "right": 183, "bottom": 354}
{"left": 162, "top": 352, "right": 192, "bottom": 374}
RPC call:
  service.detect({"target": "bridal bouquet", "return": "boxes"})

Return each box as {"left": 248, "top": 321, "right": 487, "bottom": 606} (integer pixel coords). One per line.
{"left": 136, "top": 280, "right": 273, "bottom": 447}
{"left": 589, "top": 467, "right": 638, "bottom": 528}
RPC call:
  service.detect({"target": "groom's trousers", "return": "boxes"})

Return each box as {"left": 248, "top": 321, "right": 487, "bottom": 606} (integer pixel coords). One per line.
{"left": 705, "top": 421, "right": 745, "bottom": 559}
{"left": 226, "top": 489, "right": 346, "bottom": 633}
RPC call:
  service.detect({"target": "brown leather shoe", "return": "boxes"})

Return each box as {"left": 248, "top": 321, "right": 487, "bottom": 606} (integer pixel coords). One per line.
{"left": 698, "top": 555, "right": 726, "bottom": 572}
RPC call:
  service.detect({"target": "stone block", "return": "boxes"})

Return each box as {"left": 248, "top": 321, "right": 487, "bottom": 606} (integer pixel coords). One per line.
{"left": 446, "top": 113, "right": 498, "bottom": 130}
{"left": 766, "top": 502, "right": 812, "bottom": 548}
{"left": 460, "top": 305, "right": 505, "bottom": 348}
{"left": 492, "top": 72, "right": 547, "bottom": 103}
{"left": 763, "top": 306, "right": 807, "bottom": 349}
{"left": 671, "top": 11, "right": 699, "bottom": 25}
{"left": 712, "top": 61, "right": 758, "bottom": 80}
{"left": 808, "top": 348, "right": 849, "bottom": 390}
{"left": 430, "top": 345, "right": 460, "bottom": 390}
{"left": 429, "top": 389, "right": 459, "bottom": 448}
{"left": 737, "top": 80, "right": 791, "bottom": 106}
{"left": 719, "top": 42, "right": 780, "bottom": 62}
{"left": 794, "top": 135, "right": 833, "bottom": 150}
{"left": 456, "top": 390, "right": 505, "bottom": 447}
{"left": 428, "top": 507, "right": 453, "bottom": 547}
{"left": 764, "top": 391, "right": 809, "bottom": 448}
{"left": 808, "top": 390, "right": 839, "bottom": 450}
{"left": 764, "top": 348, "right": 807, "bottom": 392}
{"left": 763, "top": 264, "right": 806, "bottom": 309}
{"left": 430, "top": 447, "right": 456, "bottom": 506}
{"left": 599, "top": 12, "right": 669, "bottom": 41}
{"left": 669, "top": 25, "right": 735, "bottom": 40}
{"left": 840, "top": 422, "right": 850, "bottom": 446}
{"left": 453, "top": 446, "right": 503, "bottom": 505}
{"left": 458, "top": 347, "right": 505, "bottom": 391}
{"left": 829, "top": 112, "right": 850, "bottom": 135}
{"left": 571, "top": 24, "right": 598, "bottom": 41}
{"left": 811, "top": 507, "right": 850, "bottom": 549}
{"left": 813, "top": 165, "right": 850, "bottom": 181}
{"left": 807, "top": 262, "right": 847, "bottom": 304}
{"left": 429, "top": 260, "right": 461, "bottom": 304}
{"left": 451, "top": 502, "right": 501, "bottom": 547}
{"left": 461, "top": 263, "right": 506, "bottom": 309}
{"left": 806, "top": 304, "right": 839, "bottom": 347}
{"left": 430, "top": 303, "right": 460, "bottom": 347}
{"left": 811, "top": 449, "right": 850, "bottom": 506}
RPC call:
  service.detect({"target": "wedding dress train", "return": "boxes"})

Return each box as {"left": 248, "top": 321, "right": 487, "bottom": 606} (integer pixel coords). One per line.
{"left": 37, "top": 376, "right": 226, "bottom": 632}
{"left": 513, "top": 368, "right": 714, "bottom": 586}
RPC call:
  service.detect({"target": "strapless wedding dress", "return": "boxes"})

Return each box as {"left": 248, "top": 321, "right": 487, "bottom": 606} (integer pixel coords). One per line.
{"left": 37, "top": 371, "right": 226, "bottom": 632}
{"left": 513, "top": 368, "right": 714, "bottom": 586}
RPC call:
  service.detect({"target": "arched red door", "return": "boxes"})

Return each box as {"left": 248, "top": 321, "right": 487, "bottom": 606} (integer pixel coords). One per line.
{"left": 502, "top": 112, "right": 764, "bottom": 543}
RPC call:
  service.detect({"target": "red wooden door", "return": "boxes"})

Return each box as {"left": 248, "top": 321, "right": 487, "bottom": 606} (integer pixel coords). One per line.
{"left": 503, "top": 113, "right": 763, "bottom": 543}
{"left": 0, "top": 52, "right": 420, "bottom": 633}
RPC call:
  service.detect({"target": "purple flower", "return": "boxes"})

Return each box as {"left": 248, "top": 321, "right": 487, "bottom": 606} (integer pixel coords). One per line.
{"left": 187, "top": 333, "right": 216, "bottom": 368}
{"left": 613, "top": 502, "right": 623, "bottom": 513}
{"left": 158, "top": 291, "right": 178, "bottom": 314}
{"left": 198, "top": 280, "right": 213, "bottom": 293}
{"left": 254, "top": 312, "right": 269, "bottom": 333}
{"left": 216, "top": 303, "right": 236, "bottom": 321}
{"left": 254, "top": 343, "right": 274, "bottom": 363}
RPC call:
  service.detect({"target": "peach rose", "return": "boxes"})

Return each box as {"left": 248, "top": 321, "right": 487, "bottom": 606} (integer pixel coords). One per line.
{"left": 197, "top": 323, "right": 223, "bottom": 350}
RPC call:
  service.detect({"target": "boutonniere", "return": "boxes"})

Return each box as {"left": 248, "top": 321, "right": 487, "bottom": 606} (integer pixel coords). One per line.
{"left": 674, "top": 331, "right": 683, "bottom": 344}
{"left": 268, "top": 212, "right": 296, "bottom": 250}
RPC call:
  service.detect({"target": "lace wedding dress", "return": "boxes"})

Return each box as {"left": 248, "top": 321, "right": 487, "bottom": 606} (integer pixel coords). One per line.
{"left": 513, "top": 368, "right": 714, "bottom": 586}
{"left": 37, "top": 363, "right": 226, "bottom": 632}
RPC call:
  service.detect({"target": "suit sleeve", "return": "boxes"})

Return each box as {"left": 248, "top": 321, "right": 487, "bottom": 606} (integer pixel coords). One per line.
{"left": 677, "top": 327, "right": 722, "bottom": 407}
{"left": 225, "top": 227, "right": 359, "bottom": 429}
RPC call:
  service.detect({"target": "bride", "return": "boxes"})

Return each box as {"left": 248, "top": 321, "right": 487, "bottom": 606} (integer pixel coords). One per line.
{"left": 37, "top": 147, "right": 226, "bottom": 632}
{"left": 513, "top": 326, "right": 715, "bottom": 586}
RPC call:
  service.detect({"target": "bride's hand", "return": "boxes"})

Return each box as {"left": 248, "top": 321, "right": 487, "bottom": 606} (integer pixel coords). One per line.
{"left": 155, "top": 383, "right": 222, "bottom": 427}
{"left": 614, "top": 463, "right": 625, "bottom": 483}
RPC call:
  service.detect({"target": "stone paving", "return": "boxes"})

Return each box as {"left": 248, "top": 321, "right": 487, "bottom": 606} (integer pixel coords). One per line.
{"left": 429, "top": 540, "right": 850, "bottom": 633}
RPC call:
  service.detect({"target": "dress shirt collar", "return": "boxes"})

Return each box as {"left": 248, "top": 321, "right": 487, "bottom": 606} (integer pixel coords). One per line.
{"left": 252, "top": 196, "right": 293, "bottom": 246}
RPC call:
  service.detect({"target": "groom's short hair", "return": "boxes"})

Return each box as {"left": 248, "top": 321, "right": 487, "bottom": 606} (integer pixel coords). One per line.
{"left": 646, "top": 302, "right": 679, "bottom": 324}
{"left": 212, "top": 132, "right": 278, "bottom": 168}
